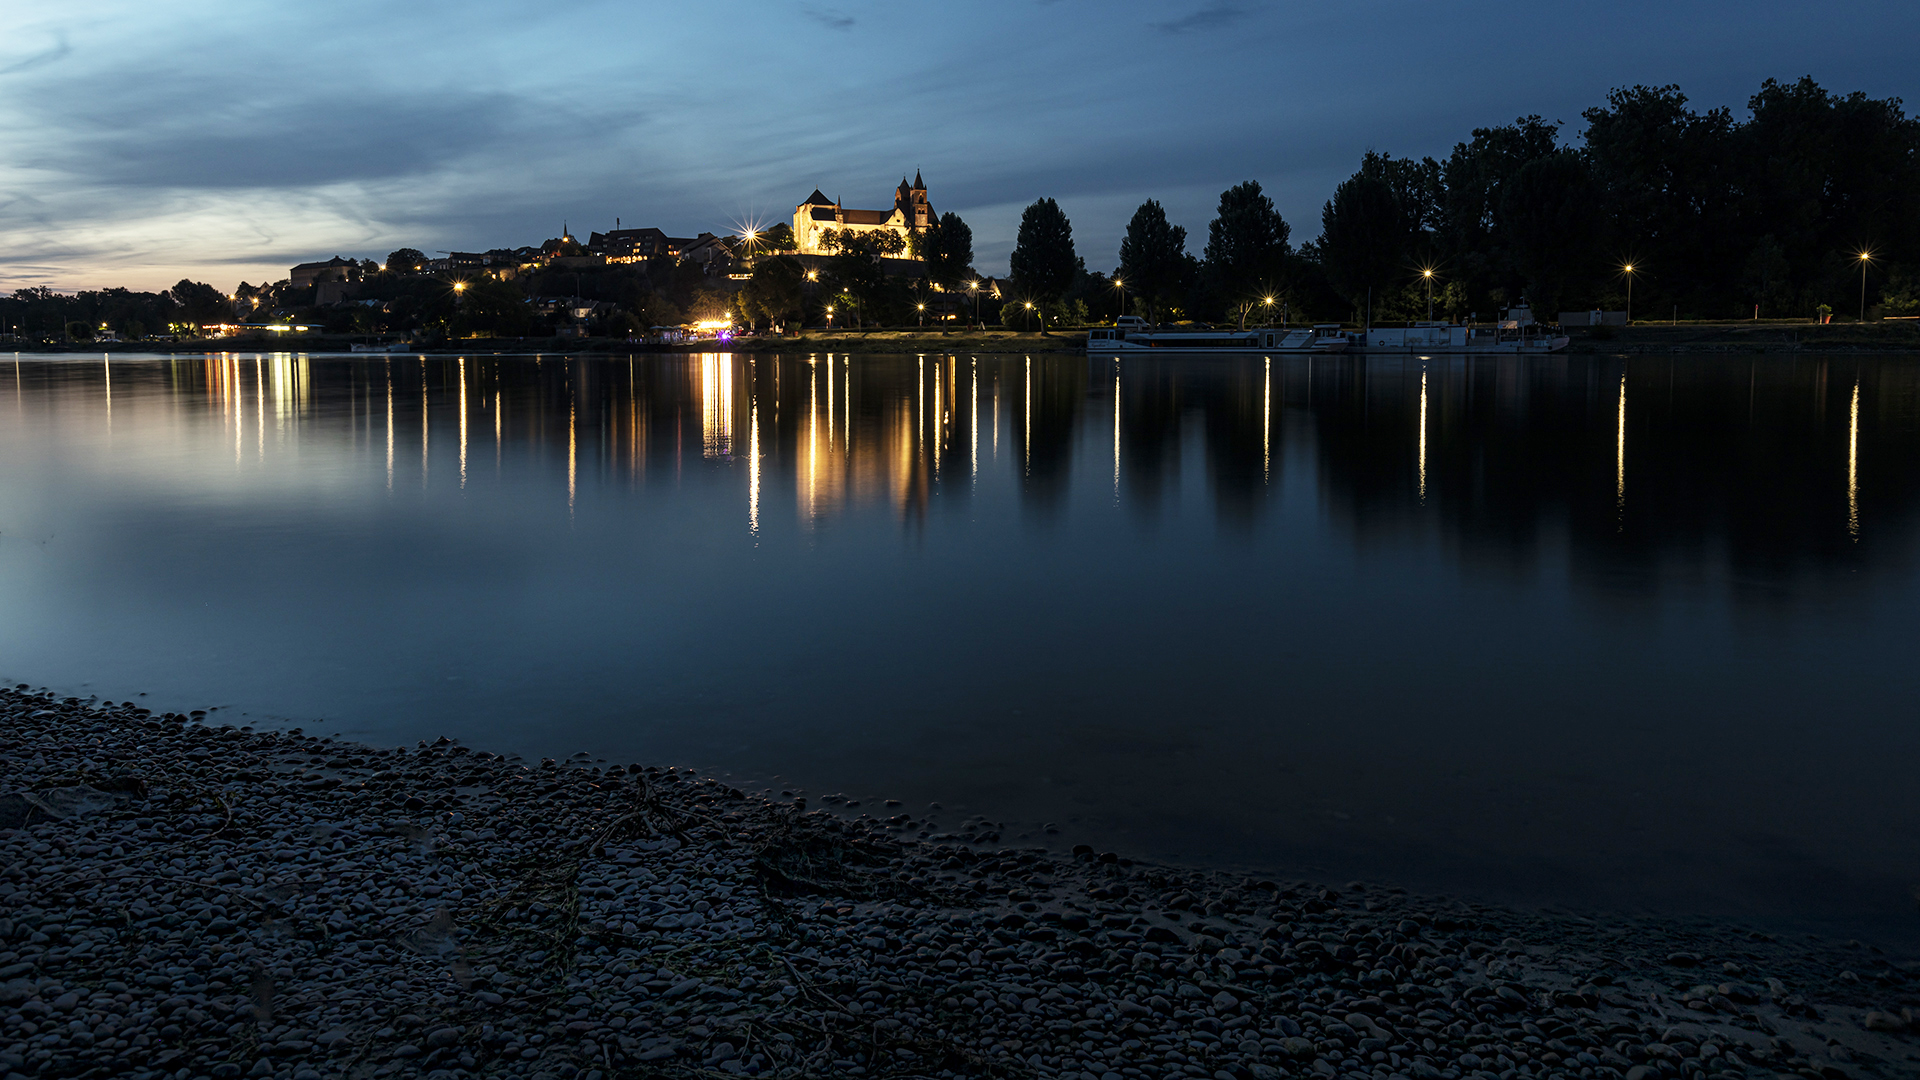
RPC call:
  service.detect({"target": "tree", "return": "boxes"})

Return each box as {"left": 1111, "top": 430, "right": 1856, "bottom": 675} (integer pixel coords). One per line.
{"left": 386, "top": 248, "right": 426, "bottom": 273}
{"left": 1499, "top": 150, "right": 1598, "bottom": 315}
{"left": 1740, "top": 77, "right": 1920, "bottom": 316}
{"left": 451, "top": 277, "right": 532, "bottom": 337}
{"left": 821, "top": 229, "right": 905, "bottom": 259}
{"left": 1203, "top": 181, "right": 1291, "bottom": 327}
{"left": 1118, "top": 199, "right": 1189, "bottom": 324}
{"left": 911, "top": 212, "right": 974, "bottom": 288}
{"left": 740, "top": 255, "right": 805, "bottom": 329}
{"left": 688, "top": 288, "right": 733, "bottom": 323}
{"left": 1582, "top": 84, "right": 1736, "bottom": 315}
{"left": 1438, "top": 116, "right": 1561, "bottom": 309}
{"left": 759, "top": 223, "right": 798, "bottom": 252}
{"left": 635, "top": 290, "right": 681, "bottom": 327}
{"left": 1009, "top": 198, "right": 1077, "bottom": 303}
{"left": 1318, "top": 157, "right": 1419, "bottom": 320}
{"left": 169, "top": 279, "right": 229, "bottom": 325}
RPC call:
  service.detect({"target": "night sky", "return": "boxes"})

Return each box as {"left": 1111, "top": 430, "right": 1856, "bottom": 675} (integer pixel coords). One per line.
{"left": 3, "top": 0, "right": 1916, "bottom": 292}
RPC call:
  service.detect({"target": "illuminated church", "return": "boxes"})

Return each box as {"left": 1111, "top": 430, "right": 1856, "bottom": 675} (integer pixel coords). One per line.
{"left": 793, "top": 173, "right": 933, "bottom": 255}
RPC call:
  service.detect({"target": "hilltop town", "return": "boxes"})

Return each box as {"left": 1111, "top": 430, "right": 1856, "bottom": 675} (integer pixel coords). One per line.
{"left": 2, "top": 175, "right": 999, "bottom": 347}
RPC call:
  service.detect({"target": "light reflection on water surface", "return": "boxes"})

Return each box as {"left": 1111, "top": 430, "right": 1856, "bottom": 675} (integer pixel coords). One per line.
{"left": 4, "top": 350, "right": 1920, "bottom": 947}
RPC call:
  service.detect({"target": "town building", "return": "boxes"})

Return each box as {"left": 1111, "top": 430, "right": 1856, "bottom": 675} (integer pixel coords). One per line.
{"left": 677, "top": 233, "right": 732, "bottom": 269}
{"left": 793, "top": 173, "right": 933, "bottom": 255}
{"left": 289, "top": 256, "right": 360, "bottom": 289}
{"left": 588, "top": 228, "right": 693, "bottom": 264}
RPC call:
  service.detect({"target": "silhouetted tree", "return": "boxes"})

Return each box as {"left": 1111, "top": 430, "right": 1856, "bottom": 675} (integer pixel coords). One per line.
{"left": 740, "top": 254, "right": 805, "bottom": 329}
{"left": 910, "top": 211, "right": 975, "bottom": 288}
{"left": 1119, "top": 199, "right": 1189, "bottom": 324}
{"left": 1009, "top": 198, "right": 1078, "bottom": 303}
{"left": 1318, "top": 157, "right": 1418, "bottom": 320}
{"left": 1203, "top": 181, "right": 1292, "bottom": 327}
{"left": 1500, "top": 150, "right": 1598, "bottom": 314}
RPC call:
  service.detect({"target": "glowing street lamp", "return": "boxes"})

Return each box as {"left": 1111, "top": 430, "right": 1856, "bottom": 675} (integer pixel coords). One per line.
{"left": 1113, "top": 277, "right": 1127, "bottom": 323}
{"left": 1421, "top": 268, "right": 1435, "bottom": 321}
{"left": 1024, "top": 300, "right": 1048, "bottom": 335}
{"left": 1622, "top": 263, "right": 1635, "bottom": 325}
{"left": 825, "top": 304, "right": 834, "bottom": 330}
{"left": 1859, "top": 251, "right": 1874, "bottom": 324}
{"left": 967, "top": 280, "right": 981, "bottom": 328}
{"left": 917, "top": 302, "right": 926, "bottom": 328}
{"left": 1262, "top": 295, "right": 1276, "bottom": 327}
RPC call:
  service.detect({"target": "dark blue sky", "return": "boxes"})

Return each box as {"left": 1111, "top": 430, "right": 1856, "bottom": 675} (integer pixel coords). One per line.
{"left": 3, "top": 0, "right": 1916, "bottom": 292}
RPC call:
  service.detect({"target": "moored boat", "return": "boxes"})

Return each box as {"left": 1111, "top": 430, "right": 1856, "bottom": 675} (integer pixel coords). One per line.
{"left": 1086, "top": 306, "right": 1569, "bottom": 356}
{"left": 1344, "top": 305, "right": 1569, "bottom": 354}
{"left": 1087, "top": 317, "right": 1347, "bottom": 354}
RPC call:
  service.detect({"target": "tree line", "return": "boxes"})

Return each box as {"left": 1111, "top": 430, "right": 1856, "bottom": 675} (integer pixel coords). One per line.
{"left": 10, "top": 76, "right": 1916, "bottom": 338}
{"left": 1001, "top": 76, "right": 1920, "bottom": 327}
{"left": 0, "top": 282, "right": 234, "bottom": 342}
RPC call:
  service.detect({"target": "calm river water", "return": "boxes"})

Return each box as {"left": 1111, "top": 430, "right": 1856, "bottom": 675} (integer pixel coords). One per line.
{"left": 3, "top": 350, "right": 1918, "bottom": 946}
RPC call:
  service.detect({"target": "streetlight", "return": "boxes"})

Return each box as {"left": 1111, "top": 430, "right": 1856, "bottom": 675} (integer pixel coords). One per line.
{"left": 967, "top": 280, "right": 980, "bottom": 328}
{"left": 917, "top": 302, "right": 926, "bottom": 328}
{"left": 1859, "top": 251, "right": 1874, "bottom": 324}
{"left": 1421, "top": 268, "right": 1435, "bottom": 321}
{"left": 1113, "top": 277, "right": 1126, "bottom": 323}
{"left": 825, "top": 304, "right": 834, "bottom": 330}
{"left": 1262, "top": 296, "right": 1275, "bottom": 327}
{"left": 1622, "top": 263, "right": 1635, "bottom": 325}
{"left": 1024, "top": 300, "right": 1048, "bottom": 335}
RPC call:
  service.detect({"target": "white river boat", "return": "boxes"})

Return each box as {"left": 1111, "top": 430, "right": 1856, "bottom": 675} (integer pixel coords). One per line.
{"left": 1087, "top": 306, "right": 1569, "bottom": 356}
{"left": 1086, "top": 317, "right": 1347, "bottom": 354}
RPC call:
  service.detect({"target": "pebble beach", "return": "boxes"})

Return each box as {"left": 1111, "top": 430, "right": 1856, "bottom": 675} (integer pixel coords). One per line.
{"left": 2, "top": 686, "right": 1917, "bottom": 1080}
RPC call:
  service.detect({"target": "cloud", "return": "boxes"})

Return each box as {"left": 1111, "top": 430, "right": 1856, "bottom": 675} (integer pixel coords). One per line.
{"left": 1153, "top": 2, "right": 1251, "bottom": 33}
{"left": 18, "top": 68, "right": 602, "bottom": 191}
{"left": 0, "top": 33, "right": 70, "bottom": 76}
{"left": 803, "top": 8, "right": 855, "bottom": 30}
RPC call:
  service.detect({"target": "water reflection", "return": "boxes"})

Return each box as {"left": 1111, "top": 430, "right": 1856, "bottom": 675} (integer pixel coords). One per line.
{"left": 5, "top": 350, "right": 1920, "bottom": 944}
{"left": 13, "top": 348, "right": 1918, "bottom": 577}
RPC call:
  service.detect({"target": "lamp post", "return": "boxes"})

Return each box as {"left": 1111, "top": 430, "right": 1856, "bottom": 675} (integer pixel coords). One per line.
{"left": 1113, "top": 277, "right": 1126, "bottom": 323}
{"left": 967, "top": 280, "right": 980, "bottom": 328}
{"left": 1622, "top": 263, "right": 1635, "bottom": 325}
{"left": 1024, "top": 301, "right": 1047, "bottom": 335}
{"left": 1262, "top": 296, "right": 1275, "bottom": 327}
{"left": 917, "top": 302, "right": 925, "bottom": 328}
{"left": 825, "top": 305, "right": 834, "bottom": 330}
{"left": 1859, "top": 251, "right": 1873, "bottom": 324}
{"left": 1421, "top": 268, "right": 1434, "bottom": 321}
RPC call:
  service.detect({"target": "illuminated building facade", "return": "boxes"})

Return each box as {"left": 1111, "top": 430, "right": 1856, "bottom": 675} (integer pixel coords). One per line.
{"left": 793, "top": 173, "right": 933, "bottom": 255}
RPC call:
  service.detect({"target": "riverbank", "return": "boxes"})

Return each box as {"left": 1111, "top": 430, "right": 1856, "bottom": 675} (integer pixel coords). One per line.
{"left": 13, "top": 320, "right": 1920, "bottom": 357}
{"left": 1563, "top": 321, "right": 1920, "bottom": 354}
{"left": 2, "top": 686, "right": 1917, "bottom": 1080}
{"left": 6, "top": 329, "right": 1086, "bottom": 356}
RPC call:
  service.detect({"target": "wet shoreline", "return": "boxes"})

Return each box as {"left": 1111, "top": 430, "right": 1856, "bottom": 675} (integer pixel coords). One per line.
{"left": 2, "top": 687, "right": 1917, "bottom": 1080}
